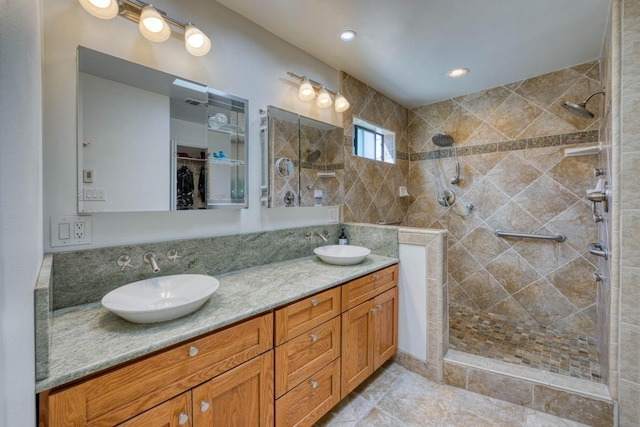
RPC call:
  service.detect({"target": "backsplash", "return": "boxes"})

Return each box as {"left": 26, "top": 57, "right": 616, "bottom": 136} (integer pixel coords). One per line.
{"left": 50, "top": 223, "right": 398, "bottom": 310}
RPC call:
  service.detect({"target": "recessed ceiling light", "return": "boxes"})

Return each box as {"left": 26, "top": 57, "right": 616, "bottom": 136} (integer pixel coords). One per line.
{"left": 447, "top": 68, "right": 469, "bottom": 79}
{"left": 340, "top": 30, "right": 357, "bottom": 42}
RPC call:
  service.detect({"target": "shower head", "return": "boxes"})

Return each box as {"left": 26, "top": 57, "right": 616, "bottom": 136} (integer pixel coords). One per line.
{"left": 561, "top": 90, "right": 605, "bottom": 119}
{"left": 305, "top": 149, "right": 321, "bottom": 162}
{"left": 432, "top": 132, "right": 454, "bottom": 147}
{"left": 561, "top": 101, "right": 595, "bottom": 119}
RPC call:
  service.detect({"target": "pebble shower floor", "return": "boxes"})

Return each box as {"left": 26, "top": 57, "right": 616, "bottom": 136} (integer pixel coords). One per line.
{"left": 448, "top": 303, "right": 603, "bottom": 383}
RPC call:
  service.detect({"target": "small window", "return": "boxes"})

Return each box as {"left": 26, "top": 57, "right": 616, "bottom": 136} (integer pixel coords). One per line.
{"left": 353, "top": 118, "right": 395, "bottom": 164}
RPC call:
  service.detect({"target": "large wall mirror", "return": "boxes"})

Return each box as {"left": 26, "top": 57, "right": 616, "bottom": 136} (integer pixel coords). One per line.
{"left": 77, "top": 47, "right": 248, "bottom": 213}
{"left": 261, "top": 106, "right": 344, "bottom": 208}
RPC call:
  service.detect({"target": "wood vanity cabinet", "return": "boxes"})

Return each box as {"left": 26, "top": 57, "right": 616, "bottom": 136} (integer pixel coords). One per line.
{"left": 39, "top": 263, "right": 398, "bottom": 427}
{"left": 274, "top": 288, "right": 342, "bottom": 427}
{"left": 273, "top": 264, "right": 398, "bottom": 426}
{"left": 39, "top": 313, "right": 273, "bottom": 427}
{"left": 341, "top": 265, "right": 399, "bottom": 398}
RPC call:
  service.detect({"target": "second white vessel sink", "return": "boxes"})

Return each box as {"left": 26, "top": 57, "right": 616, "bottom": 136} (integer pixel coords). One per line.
{"left": 314, "top": 245, "right": 371, "bottom": 266}
{"left": 101, "top": 274, "right": 219, "bottom": 323}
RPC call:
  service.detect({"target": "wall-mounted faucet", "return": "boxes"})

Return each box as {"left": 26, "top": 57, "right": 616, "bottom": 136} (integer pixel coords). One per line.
{"left": 305, "top": 230, "right": 330, "bottom": 243}
{"left": 143, "top": 252, "right": 160, "bottom": 273}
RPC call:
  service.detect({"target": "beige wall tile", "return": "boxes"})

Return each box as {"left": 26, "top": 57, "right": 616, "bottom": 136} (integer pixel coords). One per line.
{"left": 619, "top": 379, "right": 640, "bottom": 427}
{"left": 467, "top": 369, "right": 533, "bottom": 406}
{"left": 531, "top": 385, "right": 614, "bottom": 426}
{"left": 621, "top": 210, "right": 640, "bottom": 268}
{"left": 620, "top": 323, "right": 640, "bottom": 383}
{"left": 621, "top": 267, "right": 640, "bottom": 325}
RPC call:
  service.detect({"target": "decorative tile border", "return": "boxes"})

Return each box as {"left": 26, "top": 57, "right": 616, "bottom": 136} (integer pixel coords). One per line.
{"left": 409, "top": 130, "right": 599, "bottom": 161}
{"left": 300, "top": 162, "right": 345, "bottom": 171}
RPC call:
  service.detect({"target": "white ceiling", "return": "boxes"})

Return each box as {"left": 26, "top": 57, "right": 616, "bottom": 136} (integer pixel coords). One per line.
{"left": 216, "top": 0, "right": 611, "bottom": 108}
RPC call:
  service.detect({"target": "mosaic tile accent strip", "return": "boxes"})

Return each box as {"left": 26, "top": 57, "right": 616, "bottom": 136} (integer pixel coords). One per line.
{"left": 409, "top": 130, "right": 598, "bottom": 161}
{"left": 448, "top": 303, "right": 603, "bottom": 383}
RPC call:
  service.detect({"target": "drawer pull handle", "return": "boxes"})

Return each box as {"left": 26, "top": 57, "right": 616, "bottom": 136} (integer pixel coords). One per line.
{"left": 189, "top": 346, "right": 199, "bottom": 357}
{"left": 200, "top": 400, "right": 210, "bottom": 412}
{"left": 178, "top": 412, "right": 189, "bottom": 425}
{"left": 371, "top": 307, "right": 377, "bottom": 313}
{"left": 376, "top": 304, "right": 382, "bottom": 310}
{"left": 311, "top": 298, "right": 318, "bottom": 307}
{"left": 310, "top": 380, "right": 318, "bottom": 389}
{"left": 310, "top": 333, "right": 318, "bottom": 342}
{"left": 373, "top": 274, "right": 380, "bottom": 280}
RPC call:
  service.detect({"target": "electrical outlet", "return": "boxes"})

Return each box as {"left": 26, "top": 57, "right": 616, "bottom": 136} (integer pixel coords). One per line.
{"left": 74, "top": 222, "right": 85, "bottom": 239}
{"left": 51, "top": 216, "right": 92, "bottom": 247}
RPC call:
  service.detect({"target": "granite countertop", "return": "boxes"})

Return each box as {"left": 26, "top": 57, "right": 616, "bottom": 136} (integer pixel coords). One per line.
{"left": 36, "top": 254, "right": 398, "bottom": 393}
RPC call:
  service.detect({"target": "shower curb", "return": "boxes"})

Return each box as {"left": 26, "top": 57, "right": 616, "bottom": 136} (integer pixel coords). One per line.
{"left": 444, "top": 349, "right": 614, "bottom": 426}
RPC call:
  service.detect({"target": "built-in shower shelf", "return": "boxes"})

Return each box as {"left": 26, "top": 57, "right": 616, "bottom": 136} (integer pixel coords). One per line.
{"left": 564, "top": 145, "right": 601, "bottom": 157}
{"left": 317, "top": 172, "right": 336, "bottom": 178}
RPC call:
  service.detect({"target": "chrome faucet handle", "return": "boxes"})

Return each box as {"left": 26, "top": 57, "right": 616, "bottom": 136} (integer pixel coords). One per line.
{"left": 304, "top": 232, "right": 312, "bottom": 241}
{"left": 167, "top": 249, "right": 181, "bottom": 263}
{"left": 116, "top": 255, "right": 134, "bottom": 271}
{"left": 322, "top": 230, "right": 330, "bottom": 239}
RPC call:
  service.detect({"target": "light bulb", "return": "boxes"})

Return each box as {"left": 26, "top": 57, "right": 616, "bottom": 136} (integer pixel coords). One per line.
{"left": 78, "top": 0, "right": 119, "bottom": 19}
{"left": 334, "top": 92, "right": 350, "bottom": 112}
{"left": 316, "top": 87, "right": 332, "bottom": 108}
{"left": 185, "top": 24, "right": 211, "bottom": 56}
{"left": 298, "top": 78, "right": 316, "bottom": 101}
{"left": 138, "top": 5, "right": 171, "bottom": 42}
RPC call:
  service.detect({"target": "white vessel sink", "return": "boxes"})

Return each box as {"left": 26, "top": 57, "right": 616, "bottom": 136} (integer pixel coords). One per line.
{"left": 101, "top": 274, "right": 219, "bottom": 323}
{"left": 314, "top": 245, "right": 371, "bottom": 266}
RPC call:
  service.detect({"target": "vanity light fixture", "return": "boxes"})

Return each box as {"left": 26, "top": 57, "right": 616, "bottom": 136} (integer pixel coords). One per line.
{"left": 447, "top": 67, "right": 469, "bottom": 78}
{"left": 334, "top": 92, "right": 350, "bottom": 112}
{"left": 287, "top": 72, "right": 350, "bottom": 113}
{"left": 138, "top": 4, "right": 170, "bottom": 42}
{"left": 316, "top": 87, "right": 333, "bottom": 109}
{"left": 298, "top": 77, "right": 316, "bottom": 101}
{"left": 77, "top": 0, "right": 211, "bottom": 56}
{"left": 78, "top": 0, "right": 120, "bottom": 19}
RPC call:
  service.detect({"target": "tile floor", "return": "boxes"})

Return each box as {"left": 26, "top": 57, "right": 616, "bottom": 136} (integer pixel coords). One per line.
{"left": 315, "top": 362, "right": 590, "bottom": 427}
{"left": 448, "top": 304, "right": 602, "bottom": 383}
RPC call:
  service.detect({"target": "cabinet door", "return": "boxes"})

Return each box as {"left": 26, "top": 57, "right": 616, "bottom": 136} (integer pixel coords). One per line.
{"left": 340, "top": 301, "right": 374, "bottom": 398}
{"left": 192, "top": 351, "right": 274, "bottom": 427}
{"left": 373, "top": 287, "right": 398, "bottom": 370}
{"left": 118, "top": 392, "right": 192, "bottom": 427}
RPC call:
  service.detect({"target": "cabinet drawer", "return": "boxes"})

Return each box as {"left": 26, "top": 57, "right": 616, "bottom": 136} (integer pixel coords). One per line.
{"left": 341, "top": 264, "right": 398, "bottom": 311}
{"left": 275, "top": 358, "right": 341, "bottom": 427}
{"left": 275, "top": 287, "right": 341, "bottom": 345}
{"left": 275, "top": 317, "right": 340, "bottom": 398}
{"left": 117, "top": 392, "right": 192, "bottom": 427}
{"left": 46, "top": 313, "right": 273, "bottom": 427}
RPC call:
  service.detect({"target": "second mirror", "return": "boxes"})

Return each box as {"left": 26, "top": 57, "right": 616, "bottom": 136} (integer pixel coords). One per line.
{"left": 262, "top": 106, "right": 344, "bottom": 208}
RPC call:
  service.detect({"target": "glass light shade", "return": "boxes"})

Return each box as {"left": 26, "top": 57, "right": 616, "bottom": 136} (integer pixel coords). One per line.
{"left": 78, "top": 0, "right": 119, "bottom": 19}
{"left": 298, "top": 78, "right": 316, "bottom": 101}
{"left": 139, "top": 5, "right": 171, "bottom": 42}
{"left": 334, "top": 92, "right": 350, "bottom": 112}
{"left": 339, "top": 30, "right": 357, "bottom": 42}
{"left": 316, "top": 87, "right": 332, "bottom": 108}
{"left": 185, "top": 24, "right": 211, "bottom": 56}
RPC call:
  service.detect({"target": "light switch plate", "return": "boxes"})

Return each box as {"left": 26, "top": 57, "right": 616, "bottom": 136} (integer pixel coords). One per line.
{"left": 328, "top": 206, "right": 339, "bottom": 224}
{"left": 50, "top": 216, "right": 92, "bottom": 247}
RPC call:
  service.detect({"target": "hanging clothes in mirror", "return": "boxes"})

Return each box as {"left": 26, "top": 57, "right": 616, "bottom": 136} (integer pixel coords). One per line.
{"left": 177, "top": 165, "right": 194, "bottom": 209}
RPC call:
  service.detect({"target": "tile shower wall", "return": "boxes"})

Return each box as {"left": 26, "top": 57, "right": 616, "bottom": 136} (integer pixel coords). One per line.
{"left": 611, "top": 1, "right": 640, "bottom": 425}
{"left": 340, "top": 72, "right": 410, "bottom": 224}
{"left": 406, "top": 62, "right": 602, "bottom": 339}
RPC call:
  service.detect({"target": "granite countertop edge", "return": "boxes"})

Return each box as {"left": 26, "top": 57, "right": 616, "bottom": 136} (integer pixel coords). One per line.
{"left": 36, "top": 254, "right": 398, "bottom": 393}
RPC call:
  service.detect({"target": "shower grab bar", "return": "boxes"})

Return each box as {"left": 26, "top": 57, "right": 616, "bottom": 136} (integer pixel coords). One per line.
{"left": 494, "top": 230, "right": 566, "bottom": 242}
